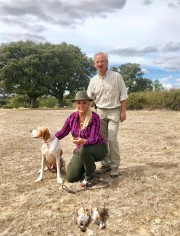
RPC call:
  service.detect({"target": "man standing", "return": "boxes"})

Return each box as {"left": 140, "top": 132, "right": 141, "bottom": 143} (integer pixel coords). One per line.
{"left": 87, "top": 52, "right": 128, "bottom": 177}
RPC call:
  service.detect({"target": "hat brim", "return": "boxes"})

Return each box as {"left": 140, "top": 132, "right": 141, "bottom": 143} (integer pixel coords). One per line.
{"left": 71, "top": 98, "right": 93, "bottom": 102}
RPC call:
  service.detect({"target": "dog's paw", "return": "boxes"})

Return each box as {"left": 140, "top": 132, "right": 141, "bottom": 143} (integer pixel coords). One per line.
{"left": 35, "top": 177, "right": 43, "bottom": 182}
{"left": 57, "top": 177, "right": 63, "bottom": 184}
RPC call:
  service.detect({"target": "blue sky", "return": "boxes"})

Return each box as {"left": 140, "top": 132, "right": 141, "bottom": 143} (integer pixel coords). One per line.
{"left": 0, "top": 0, "right": 180, "bottom": 89}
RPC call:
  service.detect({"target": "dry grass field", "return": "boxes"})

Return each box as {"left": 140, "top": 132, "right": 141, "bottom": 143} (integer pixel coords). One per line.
{"left": 0, "top": 109, "right": 180, "bottom": 236}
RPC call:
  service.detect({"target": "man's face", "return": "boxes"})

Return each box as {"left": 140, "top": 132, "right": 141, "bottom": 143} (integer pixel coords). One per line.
{"left": 94, "top": 54, "right": 108, "bottom": 74}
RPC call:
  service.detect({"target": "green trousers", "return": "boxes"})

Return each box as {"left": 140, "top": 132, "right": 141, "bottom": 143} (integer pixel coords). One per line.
{"left": 66, "top": 143, "right": 107, "bottom": 182}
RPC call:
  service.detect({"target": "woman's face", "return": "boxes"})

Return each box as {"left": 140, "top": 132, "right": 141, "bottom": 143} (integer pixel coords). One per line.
{"left": 75, "top": 100, "right": 90, "bottom": 115}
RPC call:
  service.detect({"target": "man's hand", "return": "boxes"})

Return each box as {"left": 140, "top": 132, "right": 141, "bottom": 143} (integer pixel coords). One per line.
{"left": 120, "top": 112, "right": 126, "bottom": 122}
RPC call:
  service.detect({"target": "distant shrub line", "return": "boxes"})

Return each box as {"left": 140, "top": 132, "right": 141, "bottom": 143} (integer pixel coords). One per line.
{"left": 127, "top": 89, "right": 180, "bottom": 111}
{"left": 0, "top": 89, "right": 179, "bottom": 111}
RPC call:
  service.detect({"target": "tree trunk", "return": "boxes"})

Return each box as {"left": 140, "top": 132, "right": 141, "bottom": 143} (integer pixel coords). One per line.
{"left": 30, "top": 97, "right": 37, "bottom": 108}
{"left": 58, "top": 95, "right": 64, "bottom": 107}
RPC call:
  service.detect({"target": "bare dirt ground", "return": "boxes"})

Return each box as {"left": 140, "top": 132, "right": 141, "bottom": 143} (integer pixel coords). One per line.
{"left": 0, "top": 109, "right": 180, "bottom": 236}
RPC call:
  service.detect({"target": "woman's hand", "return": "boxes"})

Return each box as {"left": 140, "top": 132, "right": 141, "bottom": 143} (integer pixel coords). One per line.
{"left": 72, "top": 137, "right": 86, "bottom": 145}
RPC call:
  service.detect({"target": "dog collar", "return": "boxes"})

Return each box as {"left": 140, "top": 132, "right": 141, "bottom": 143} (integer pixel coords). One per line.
{"left": 43, "top": 136, "right": 56, "bottom": 143}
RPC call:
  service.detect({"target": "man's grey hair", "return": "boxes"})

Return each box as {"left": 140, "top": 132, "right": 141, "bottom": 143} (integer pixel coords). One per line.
{"left": 93, "top": 52, "right": 108, "bottom": 61}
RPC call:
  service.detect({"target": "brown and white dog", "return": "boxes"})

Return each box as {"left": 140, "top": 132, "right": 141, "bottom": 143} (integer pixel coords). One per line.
{"left": 30, "top": 127, "right": 65, "bottom": 184}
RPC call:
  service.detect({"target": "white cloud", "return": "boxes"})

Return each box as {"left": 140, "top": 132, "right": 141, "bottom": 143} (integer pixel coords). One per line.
{"left": 154, "top": 56, "right": 180, "bottom": 71}
{"left": 159, "top": 77, "right": 170, "bottom": 83}
{"left": 0, "top": 0, "right": 179, "bottom": 88}
{"left": 163, "top": 83, "right": 173, "bottom": 90}
{"left": 141, "top": 68, "right": 149, "bottom": 74}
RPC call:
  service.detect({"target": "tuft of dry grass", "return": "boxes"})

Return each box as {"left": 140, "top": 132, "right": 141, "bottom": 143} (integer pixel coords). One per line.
{"left": 0, "top": 109, "right": 179, "bottom": 236}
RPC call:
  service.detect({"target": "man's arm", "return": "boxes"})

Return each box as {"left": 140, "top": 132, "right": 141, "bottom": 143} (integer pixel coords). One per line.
{"left": 120, "top": 100, "right": 126, "bottom": 122}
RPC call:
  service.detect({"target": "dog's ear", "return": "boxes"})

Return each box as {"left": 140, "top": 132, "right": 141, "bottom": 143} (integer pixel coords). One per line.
{"left": 40, "top": 128, "right": 50, "bottom": 141}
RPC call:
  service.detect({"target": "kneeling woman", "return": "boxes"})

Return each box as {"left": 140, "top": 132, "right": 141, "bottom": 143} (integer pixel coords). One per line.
{"left": 55, "top": 91, "right": 107, "bottom": 188}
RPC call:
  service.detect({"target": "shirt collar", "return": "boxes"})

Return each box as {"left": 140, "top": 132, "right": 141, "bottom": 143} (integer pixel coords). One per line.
{"left": 98, "top": 69, "right": 108, "bottom": 79}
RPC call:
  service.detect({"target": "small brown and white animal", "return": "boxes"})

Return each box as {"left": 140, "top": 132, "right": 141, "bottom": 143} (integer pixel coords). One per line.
{"left": 91, "top": 207, "right": 107, "bottom": 230}
{"left": 76, "top": 207, "right": 90, "bottom": 232}
{"left": 30, "top": 127, "right": 65, "bottom": 184}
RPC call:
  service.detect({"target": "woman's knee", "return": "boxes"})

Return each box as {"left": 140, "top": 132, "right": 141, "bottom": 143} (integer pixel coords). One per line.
{"left": 79, "top": 146, "right": 89, "bottom": 155}
{"left": 66, "top": 173, "right": 77, "bottom": 182}
{"left": 66, "top": 156, "right": 85, "bottom": 182}
{"left": 66, "top": 168, "right": 82, "bottom": 182}
{"left": 79, "top": 147, "right": 90, "bottom": 160}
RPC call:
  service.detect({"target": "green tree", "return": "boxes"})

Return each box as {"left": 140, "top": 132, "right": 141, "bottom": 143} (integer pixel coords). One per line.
{"left": 111, "top": 63, "right": 153, "bottom": 93}
{"left": 0, "top": 41, "right": 95, "bottom": 108}
{"left": 43, "top": 43, "right": 95, "bottom": 107}
{"left": 0, "top": 41, "right": 48, "bottom": 107}
{"left": 152, "top": 80, "right": 164, "bottom": 91}
{"left": 133, "top": 77, "right": 153, "bottom": 92}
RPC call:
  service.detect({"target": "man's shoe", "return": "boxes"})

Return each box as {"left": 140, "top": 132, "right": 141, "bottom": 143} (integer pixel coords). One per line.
{"left": 96, "top": 166, "right": 111, "bottom": 175}
{"left": 110, "top": 167, "right": 120, "bottom": 177}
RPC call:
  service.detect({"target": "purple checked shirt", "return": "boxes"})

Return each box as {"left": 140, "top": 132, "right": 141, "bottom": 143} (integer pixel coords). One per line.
{"left": 55, "top": 111, "right": 105, "bottom": 149}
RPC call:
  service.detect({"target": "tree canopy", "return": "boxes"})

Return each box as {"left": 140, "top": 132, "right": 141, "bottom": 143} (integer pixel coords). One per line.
{"left": 0, "top": 41, "right": 95, "bottom": 107}
{"left": 111, "top": 63, "right": 163, "bottom": 93}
